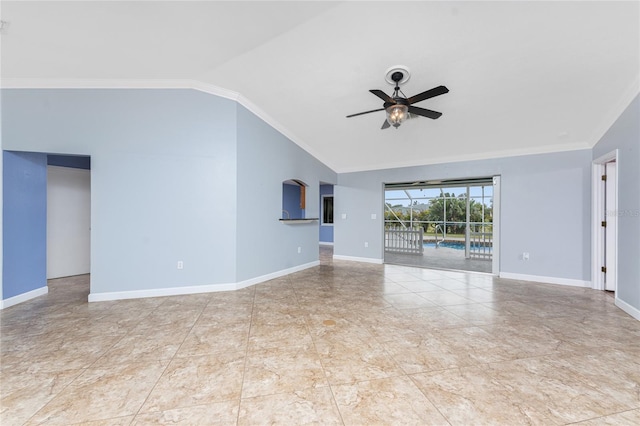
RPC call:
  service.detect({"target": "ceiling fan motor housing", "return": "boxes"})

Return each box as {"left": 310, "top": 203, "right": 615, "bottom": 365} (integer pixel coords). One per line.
{"left": 384, "top": 65, "right": 411, "bottom": 86}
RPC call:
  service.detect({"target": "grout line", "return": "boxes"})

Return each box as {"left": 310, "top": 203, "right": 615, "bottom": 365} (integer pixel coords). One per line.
{"left": 236, "top": 283, "right": 258, "bottom": 424}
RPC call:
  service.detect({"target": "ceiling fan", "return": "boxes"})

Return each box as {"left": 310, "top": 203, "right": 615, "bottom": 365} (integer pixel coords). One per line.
{"left": 346, "top": 67, "right": 449, "bottom": 129}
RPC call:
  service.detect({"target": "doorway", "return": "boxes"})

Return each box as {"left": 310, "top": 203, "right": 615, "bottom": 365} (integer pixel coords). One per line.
{"left": 383, "top": 176, "right": 500, "bottom": 274}
{"left": 592, "top": 151, "right": 618, "bottom": 292}
{"left": 47, "top": 162, "right": 91, "bottom": 279}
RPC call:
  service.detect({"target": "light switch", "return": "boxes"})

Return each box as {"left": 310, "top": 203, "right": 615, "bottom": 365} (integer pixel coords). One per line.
{"left": 341, "top": 213, "right": 347, "bottom": 219}
{"left": 371, "top": 214, "right": 377, "bottom": 220}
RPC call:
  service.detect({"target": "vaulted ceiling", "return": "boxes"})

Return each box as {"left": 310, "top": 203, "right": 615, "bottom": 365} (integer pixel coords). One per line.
{"left": 1, "top": 1, "right": 638, "bottom": 173}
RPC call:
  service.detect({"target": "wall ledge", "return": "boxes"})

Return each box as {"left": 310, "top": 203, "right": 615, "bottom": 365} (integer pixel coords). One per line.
{"left": 0, "top": 286, "right": 48, "bottom": 310}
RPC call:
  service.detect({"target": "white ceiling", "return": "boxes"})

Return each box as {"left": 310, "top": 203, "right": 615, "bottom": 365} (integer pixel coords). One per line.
{"left": 1, "top": 1, "right": 638, "bottom": 173}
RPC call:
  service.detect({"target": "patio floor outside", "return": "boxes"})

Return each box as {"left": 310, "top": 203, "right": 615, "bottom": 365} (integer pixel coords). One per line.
{"left": 385, "top": 244, "right": 492, "bottom": 274}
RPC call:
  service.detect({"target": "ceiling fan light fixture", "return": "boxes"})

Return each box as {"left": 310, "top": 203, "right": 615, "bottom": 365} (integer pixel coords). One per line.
{"left": 386, "top": 104, "right": 408, "bottom": 128}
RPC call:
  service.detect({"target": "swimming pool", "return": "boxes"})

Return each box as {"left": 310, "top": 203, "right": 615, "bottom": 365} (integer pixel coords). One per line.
{"left": 424, "top": 242, "right": 492, "bottom": 252}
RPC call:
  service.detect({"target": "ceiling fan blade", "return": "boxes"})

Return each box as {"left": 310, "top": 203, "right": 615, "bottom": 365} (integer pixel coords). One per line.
{"left": 370, "top": 89, "right": 395, "bottom": 103}
{"left": 381, "top": 119, "right": 390, "bottom": 130}
{"left": 346, "top": 108, "right": 385, "bottom": 118}
{"left": 407, "top": 85, "right": 449, "bottom": 105}
{"left": 408, "top": 105, "right": 442, "bottom": 120}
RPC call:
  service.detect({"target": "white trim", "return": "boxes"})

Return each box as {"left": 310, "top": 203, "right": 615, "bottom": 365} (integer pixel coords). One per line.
{"left": 0, "top": 78, "right": 599, "bottom": 175}
{"left": 0, "top": 286, "right": 48, "bottom": 310}
{"left": 492, "top": 175, "right": 501, "bottom": 275}
{"left": 0, "top": 78, "right": 336, "bottom": 174}
{"left": 319, "top": 241, "right": 334, "bottom": 246}
{"left": 615, "top": 296, "right": 640, "bottom": 321}
{"left": 333, "top": 255, "right": 384, "bottom": 264}
{"left": 235, "top": 261, "right": 319, "bottom": 290}
{"left": 336, "top": 143, "right": 591, "bottom": 174}
{"left": 587, "top": 76, "right": 640, "bottom": 149}
{"left": 88, "top": 282, "right": 237, "bottom": 302}
{"left": 591, "top": 149, "right": 618, "bottom": 291}
{"left": 499, "top": 272, "right": 591, "bottom": 288}
{"left": 88, "top": 261, "right": 320, "bottom": 302}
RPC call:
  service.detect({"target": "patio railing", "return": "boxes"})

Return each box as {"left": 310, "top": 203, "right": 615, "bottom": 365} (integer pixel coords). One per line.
{"left": 470, "top": 231, "right": 492, "bottom": 260}
{"left": 385, "top": 226, "right": 424, "bottom": 255}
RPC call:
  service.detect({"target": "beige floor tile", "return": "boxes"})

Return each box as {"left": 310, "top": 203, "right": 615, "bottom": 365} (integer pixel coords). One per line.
{"left": 248, "top": 322, "right": 313, "bottom": 350}
{"left": 26, "top": 360, "right": 168, "bottom": 425}
{"left": 572, "top": 409, "right": 640, "bottom": 425}
{"left": 382, "top": 293, "right": 439, "bottom": 309}
{"left": 314, "top": 339, "right": 404, "bottom": 385}
{"left": 140, "top": 352, "right": 245, "bottom": 413}
{"left": 0, "top": 369, "right": 84, "bottom": 426}
{"left": 3, "top": 248, "right": 640, "bottom": 425}
{"left": 175, "top": 321, "right": 250, "bottom": 357}
{"left": 132, "top": 401, "right": 239, "bottom": 425}
{"left": 242, "top": 345, "right": 328, "bottom": 398}
{"left": 238, "top": 387, "right": 342, "bottom": 425}
{"left": 415, "top": 290, "right": 476, "bottom": 307}
{"left": 75, "top": 415, "right": 135, "bottom": 425}
{"left": 332, "top": 375, "right": 449, "bottom": 425}
{"left": 484, "top": 356, "right": 637, "bottom": 424}
{"left": 411, "top": 367, "right": 556, "bottom": 425}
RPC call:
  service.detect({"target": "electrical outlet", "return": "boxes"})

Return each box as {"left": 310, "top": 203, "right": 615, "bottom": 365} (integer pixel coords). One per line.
{"left": 298, "top": 247, "right": 302, "bottom": 254}
{"left": 371, "top": 214, "right": 377, "bottom": 220}
{"left": 364, "top": 242, "right": 369, "bottom": 248}
{"left": 522, "top": 252, "right": 529, "bottom": 261}
{"left": 177, "top": 261, "right": 184, "bottom": 269}
{"left": 341, "top": 213, "right": 347, "bottom": 219}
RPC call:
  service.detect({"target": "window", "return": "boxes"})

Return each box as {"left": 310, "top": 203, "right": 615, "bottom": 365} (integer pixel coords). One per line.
{"left": 322, "top": 195, "right": 334, "bottom": 225}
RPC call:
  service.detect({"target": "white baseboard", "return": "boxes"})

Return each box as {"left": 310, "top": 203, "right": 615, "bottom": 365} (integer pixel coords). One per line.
{"left": 0, "top": 286, "right": 48, "bottom": 310}
{"left": 333, "top": 255, "right": 383, "bottom": 264}
{"left": 319, "top": 242, "right": 334, "bottom": 246}
{"left": 88, "top": 282, "right": 237, "bottom": 302}
{"left": 499, "top": 272, "right": 591, "bottom": 288}
{"left": 615, "top": 297, "right": 640, "bottom": 321}
{"left": 89, "top": 261, "right": 320, "bottom": 302}
{"left": 236, "top": 261, "right": 319, "bottom": 289}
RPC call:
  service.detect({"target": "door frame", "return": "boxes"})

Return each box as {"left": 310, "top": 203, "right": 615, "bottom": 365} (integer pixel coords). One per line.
{"left": 592, "top": 149, "right": 618, "bottom": 291}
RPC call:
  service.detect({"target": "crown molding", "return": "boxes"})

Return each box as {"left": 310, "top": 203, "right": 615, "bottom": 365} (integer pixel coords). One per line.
{"left": 587, "top": 74, "right": 640, "bottom": 148}
{"left": 336, "top": 141, "right": 592, "bottom": 174}
{"left": 1, "top": 78, "right": 336, "bottom": 173}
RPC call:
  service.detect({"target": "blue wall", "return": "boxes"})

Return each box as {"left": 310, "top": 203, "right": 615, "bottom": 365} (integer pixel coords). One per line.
{"left": 2, "top": 151, "right": 48, "bottom": 298}
{"left": 319, "top": 184, "right": 334, "bottom": 243}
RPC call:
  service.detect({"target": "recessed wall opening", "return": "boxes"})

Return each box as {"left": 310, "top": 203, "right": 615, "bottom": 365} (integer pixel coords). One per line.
{"left": 282, "top": 179, "right": 307, "bottom": 219}
{"left": 384, "top": 177, "right": 500, "bottom": 274}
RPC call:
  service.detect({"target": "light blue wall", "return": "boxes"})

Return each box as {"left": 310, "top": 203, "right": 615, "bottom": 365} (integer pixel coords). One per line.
{"left": 593, "top": 95, "right": 640, "bottom": 314}
{"left": 2, "top": 89, "right": 238, "bottom": 298}
{"left": 2, "top": 151, "right": 47, "bottom": 298}
{"left": 235, "top": 105, "right": 336, "bottom": 281}
{"left": 319, "top": 184, "right": 334, "bottom": 243}
{"left": 336, "top": 150, "right": 592, "bottom": 282}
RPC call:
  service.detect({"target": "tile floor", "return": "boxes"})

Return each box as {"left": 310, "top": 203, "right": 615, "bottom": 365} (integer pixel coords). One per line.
{"left": 1, "top": 249, "right": 639, "bottom": 425}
